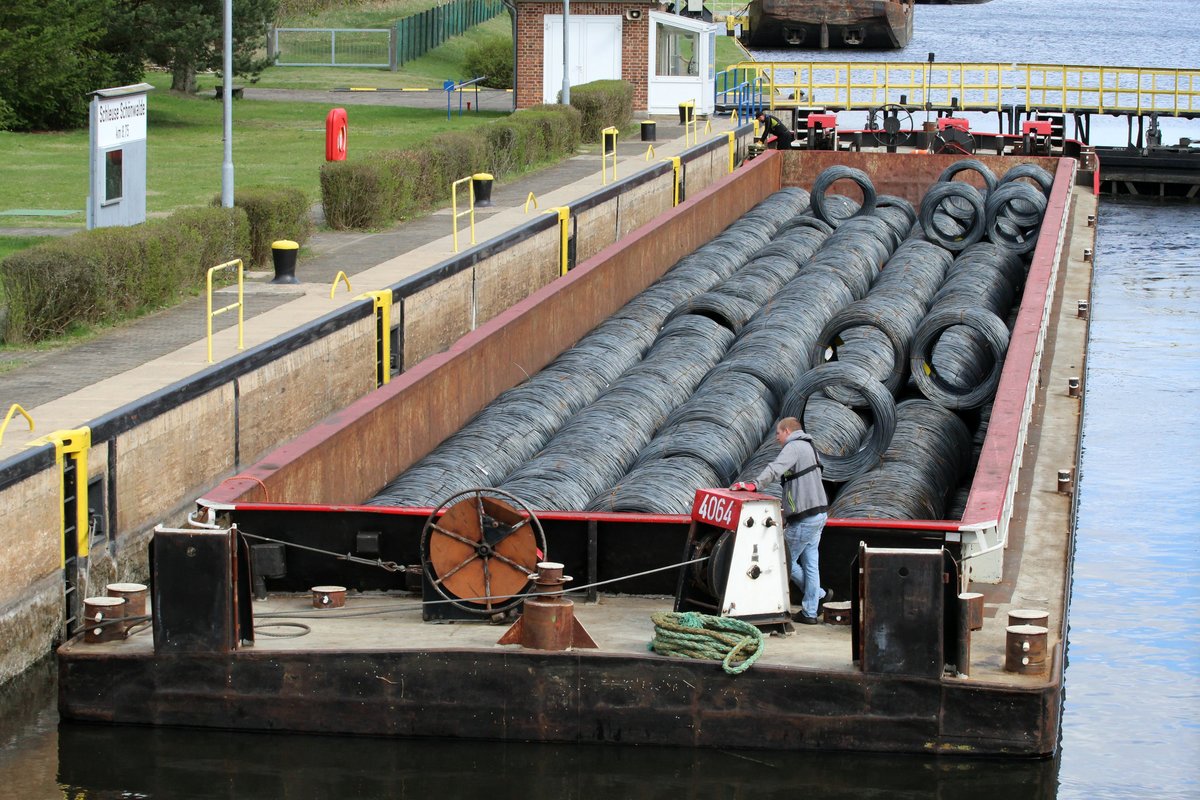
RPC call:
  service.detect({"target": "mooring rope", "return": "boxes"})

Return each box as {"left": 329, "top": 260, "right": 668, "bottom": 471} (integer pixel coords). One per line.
{"left": 649, "top": 611, "right": 764, "bottom": 675}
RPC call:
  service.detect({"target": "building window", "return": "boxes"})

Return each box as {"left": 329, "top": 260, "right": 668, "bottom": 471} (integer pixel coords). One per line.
{"left": 104, "top": 149, "right": 123, "bottom": 203}
{"left": 656, "top": 22, "right": 698, "bottom": 77}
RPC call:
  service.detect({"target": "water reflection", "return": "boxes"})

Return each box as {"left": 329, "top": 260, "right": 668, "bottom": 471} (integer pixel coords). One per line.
{"left": 57, "top": 723, "right": 1059, "bottom": 800}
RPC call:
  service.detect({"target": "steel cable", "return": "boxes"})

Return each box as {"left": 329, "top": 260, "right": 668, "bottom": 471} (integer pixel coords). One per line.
{"left": 920, "top": 182, "right": 987, "bottom": 251}
{"left": 811, "top": 166, "right": 878, "bottom": 227}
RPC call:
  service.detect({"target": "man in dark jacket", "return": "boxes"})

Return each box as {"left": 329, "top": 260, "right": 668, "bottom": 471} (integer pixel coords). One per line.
{"left": 755, "top": 110, "right": 794, "bottom": 149}
{"left": 732, "top": 417, "right": 829, "bottom": 624}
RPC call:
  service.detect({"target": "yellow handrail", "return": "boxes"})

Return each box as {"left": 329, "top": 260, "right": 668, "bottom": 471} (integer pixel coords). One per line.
{"left": 645, "top": 144, "right": 656, "bottom": 160}
{"left": 206, "top": 259, "right": 244, "bottom": 364}
{"left": 0, "top": 403, "right": 33, "bottom": 446}
{"left": 680, "top": 101, "right": 698, "bottom": 145}
{"left": 601, "top": 126, "right": 619, "bottom": 185}
{"left": 451, "top": 176, "right": 476, "bottom": 252}
{"left": 725, "top": 131, "right": 737, "bottom": 173}
{"left": 663, "top": 157, "right": 682, "bottom": 207}
{"left": 27, "top": 426, "right": 91, "bottom": 564}
{"left": 547, "top": 207, "right": 570, "bottom": 276}
{"left": 358, "top": 290, "right": 393, "bottom": 386}
{"left": 524, "top": 191, "right": 539, "bottom": 213}
{"left": 727, "top": 61, "right": 1200, "bottom": 116}
{"left": 330, "top": 270, "right": 352, "bottom": 299}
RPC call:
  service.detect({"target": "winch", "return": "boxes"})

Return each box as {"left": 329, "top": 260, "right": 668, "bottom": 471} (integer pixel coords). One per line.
{"left": 674, "top": 487, "right": 793, "bottom": 633}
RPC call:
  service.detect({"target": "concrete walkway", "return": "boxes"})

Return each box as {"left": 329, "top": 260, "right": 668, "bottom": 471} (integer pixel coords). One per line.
{"left": 0, "top": 113, "right": 725, "bottom": 461}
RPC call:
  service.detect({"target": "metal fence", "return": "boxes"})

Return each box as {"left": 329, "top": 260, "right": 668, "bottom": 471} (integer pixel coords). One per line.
{"left": 273, "top": 28, "right": 393, "bottom": 68}
{"left": 395, "top": 0, "right": 507, "bottom": 66}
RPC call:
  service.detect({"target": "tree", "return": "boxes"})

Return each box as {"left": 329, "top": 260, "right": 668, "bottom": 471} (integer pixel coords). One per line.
{"left": 134, "top": 0, "right": 278, "bottom": 94}
{"left": 0, "top": 1, "right": 135, "bottom": 131}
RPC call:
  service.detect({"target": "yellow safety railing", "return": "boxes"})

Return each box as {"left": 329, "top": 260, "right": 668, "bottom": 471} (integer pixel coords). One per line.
{"left": 0, "top": 403, "right": 33, "bottom": 447}
{"left": 524, "top": 191, "right": 539, "bottom": 213}
{"left": 725, "top": 132, "right": 737, "bottom": 173}
{"left": 601, "top": 126, "right": 619, "bottom": 185}
{"left": 27, "top": 427, "right": 91, "bottom": 565}
{"left": 547, "top": 207, "right": 570, "bottom": 276}
{"left": 451, "top": 176, "right": 476, "bottom": 252}
{"left": 664, "top": 157, "right": 682, "bottom": 207}
{"left": 680, "top": 101, "right": 698, "bottom": 145}
{"left": 206, "top": 259, "right": 244, "bottom": 364}
{"left": 330, "top": 270, "right": 352, "bottom": 298}
{"left": 729, "top": 61, "right": 1200, "bottom": 116}
{"left": 358, "top": 290, "right": 393, "bottom": 386}
{"left": 645, "top": 144, "right": 656, "bottom": 160}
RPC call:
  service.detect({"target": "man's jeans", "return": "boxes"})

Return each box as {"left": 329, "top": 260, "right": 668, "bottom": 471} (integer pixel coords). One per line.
{"left": 784, "top": 512, "right": 828, "bottom": 618}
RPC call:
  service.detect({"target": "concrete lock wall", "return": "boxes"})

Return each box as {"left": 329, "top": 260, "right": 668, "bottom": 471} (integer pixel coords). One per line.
{"left": 0, "top": 136, "right": 754, "bottom": 685}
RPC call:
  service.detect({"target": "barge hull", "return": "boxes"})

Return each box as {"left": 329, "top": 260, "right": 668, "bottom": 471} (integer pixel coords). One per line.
{"left": 747, "top": 0, "right": 913, "bottom": 49}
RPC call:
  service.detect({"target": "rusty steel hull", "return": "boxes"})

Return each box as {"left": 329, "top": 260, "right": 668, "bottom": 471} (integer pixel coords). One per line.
{"left": 58, "top": 646, "right": 1059, "bottom": 755}
{"left": 747, "top": 0, "right": 913, "bottom": 48}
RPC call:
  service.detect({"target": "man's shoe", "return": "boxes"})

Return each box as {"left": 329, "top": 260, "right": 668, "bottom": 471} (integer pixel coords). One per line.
{"left": 818, "top": 588, "right": 834, "bottom": 610}
{"left": 793, "top": 612, "right": 819, "bottom": 625}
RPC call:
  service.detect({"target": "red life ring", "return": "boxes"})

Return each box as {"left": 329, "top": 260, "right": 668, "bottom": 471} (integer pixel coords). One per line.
{"left": 325, "top": 108, "right": 348, "bottom": 161}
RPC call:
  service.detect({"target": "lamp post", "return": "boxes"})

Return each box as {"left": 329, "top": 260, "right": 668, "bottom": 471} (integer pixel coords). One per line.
{"left": 221, "top": 0, "right": 235, "bottom": 208}
{"left": 561, "top": 0, "right": 571, "bottom": 105}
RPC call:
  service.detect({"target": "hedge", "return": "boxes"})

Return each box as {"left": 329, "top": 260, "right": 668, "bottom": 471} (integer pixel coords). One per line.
{"left": 0, "top": 207, "right": 250, "bottom": 344}
{"left": 321, "top": 104, "right": 582, "bottom": 230}
{"left": 569, "top": 80, "right": 634, "bottom": 142}
{"left": 227, "top": 186, "right": 314, "bottom": 268}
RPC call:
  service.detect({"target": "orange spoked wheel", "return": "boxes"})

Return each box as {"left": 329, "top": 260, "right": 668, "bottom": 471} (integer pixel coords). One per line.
{"left": 420, "top": 488, "right": 546, "bottom": 616}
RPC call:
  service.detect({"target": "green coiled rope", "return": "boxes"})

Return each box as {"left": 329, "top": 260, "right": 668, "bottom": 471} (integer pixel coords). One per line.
{"left": 649, "top": 611, "right": 764, "bottom": 675}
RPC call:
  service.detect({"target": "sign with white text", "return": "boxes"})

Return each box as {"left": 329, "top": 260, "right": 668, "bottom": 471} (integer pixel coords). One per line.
{"left": 95, "top": 94, "right": 147, "bottom": 149}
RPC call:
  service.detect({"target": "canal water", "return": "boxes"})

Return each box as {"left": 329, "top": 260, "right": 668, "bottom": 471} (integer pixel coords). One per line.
{"left": 2, "top": 1, "right": 1197, "bottom": 797}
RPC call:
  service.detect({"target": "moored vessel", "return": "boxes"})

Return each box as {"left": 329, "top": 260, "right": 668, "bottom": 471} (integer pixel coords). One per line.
{"left": 745, "top": 0, "right": 914, "bottom": 49}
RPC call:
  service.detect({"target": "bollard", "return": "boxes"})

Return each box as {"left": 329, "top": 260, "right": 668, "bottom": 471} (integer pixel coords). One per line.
{"left": 822, "top": 600, "right": 852, "bottom": 625}
{"left": 678, "top": 103, "right": 694, "bottom": 125}
{"left": 1008, "top": 608, "right": 1049, "bottom": 629}
{"left": 84, "top": 596, "right": 127, "bottom": 643}
{"left": 1077, "top": 300, "right": 1089, "bottom": 318}
{"left": 107, "top": 582, "right": 148, "bottom": 618}
{"left": 270, "top": 240, "right": 300, "bottom": 284}
{"left": 1057, "top": 468, "right": 1073, "bottom": 494}
{"left": 1068, "top": 376, "right": 1081, "bottom": 397}
{"left": 471, "top": 172, "right": 494, "bottom": 207}
{"left": 1087, "top": 214, "right": 1096, "bottom": 227}
{"left": 641, "top": 120, "right": 657, "bottom": 142}
{"left": 497, "top": 561, "right": 597, "bottom": 650}
{"left": 312, "top": 585, "right": 347, "bottom": 609}
{"left": 1004, "top": 624, "right": 1048, "bottom": 675}
{"left": 1083, "top": 248, "right": 1092, "bottom": 262}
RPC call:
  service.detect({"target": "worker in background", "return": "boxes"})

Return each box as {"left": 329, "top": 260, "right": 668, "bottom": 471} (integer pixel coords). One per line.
{"left": 755, "top": 110, "right": 794, "bottom": 149}
{"left": 730, "top": 417, "right": 830, "bottom": 624}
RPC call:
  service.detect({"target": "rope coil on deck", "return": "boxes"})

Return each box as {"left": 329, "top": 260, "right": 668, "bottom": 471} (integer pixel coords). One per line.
{"left": 649, "top": 611, "right": 764, "bottom": 675}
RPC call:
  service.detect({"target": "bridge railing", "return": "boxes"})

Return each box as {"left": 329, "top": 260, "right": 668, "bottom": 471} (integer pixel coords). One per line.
{"left": 731, "top": 61, "right": 1200, "bottom": 116}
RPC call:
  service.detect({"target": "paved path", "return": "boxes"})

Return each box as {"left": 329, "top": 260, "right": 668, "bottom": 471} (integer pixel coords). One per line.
{"left": 0, "top": 111, "right": 718, "bottom": 459}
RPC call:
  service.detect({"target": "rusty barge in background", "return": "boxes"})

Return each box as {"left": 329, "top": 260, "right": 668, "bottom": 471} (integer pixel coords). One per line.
{"left": 745, "top": 0, "right": 914, "bottom": 49}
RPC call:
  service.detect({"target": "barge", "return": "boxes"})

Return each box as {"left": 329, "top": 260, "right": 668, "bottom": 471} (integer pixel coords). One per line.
{"left": 745, "top": 0, "right": 914, "bottom": 49}
{"left": 57, "top": 149, "right": 1093, "bottom": 757}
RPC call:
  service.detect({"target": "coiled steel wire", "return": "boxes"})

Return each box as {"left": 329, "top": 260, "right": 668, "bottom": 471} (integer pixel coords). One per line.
{"left": 985, "top": 181, "right": 1048, "bottom": 255}
{"left": 829, "top": 398, "right": 971, "bottom": 520}
{"left": 997, "top": 162, "right": 1054, "bottom": 197}
{"left": 920, "top": 182, "right": 987, "bottom": 251}
{"left": 938, "top": 159, "right": 998, "bottom": 193}
{"left": 811, "top": 166, "right": 878, "bottom": 227}
{"left": 909, "top": 305, "right": 1011, "bottom": 409}
{"left": 587, "top": 455, "right": 722, "bottom": 515}
{"left": 779, "top": 362, "right": 897, "bottom": 481}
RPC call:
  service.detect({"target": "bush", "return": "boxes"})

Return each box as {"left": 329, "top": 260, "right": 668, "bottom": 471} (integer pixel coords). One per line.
{"left": 226, "top": 187, "right": 312, "bottom": 268}
{"left": 569, "top": 80, "right": 634, "bottom": 142}
{"left": 320, "top": 105, "right": 581, "bottom": 230}
{"left": 464, "top": 36, "right": 514, "bottom": 91}
{"left": 0, "top": 207, "right": 249, "bottom": 344}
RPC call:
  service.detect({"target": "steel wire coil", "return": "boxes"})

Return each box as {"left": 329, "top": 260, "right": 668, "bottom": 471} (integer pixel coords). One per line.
{"left": 665, "top": 291, "right": 760, "bottom": 333}
{"left": 812, "top": 292, "right": 929, "bottom": 400}
{"left": 938, "top": 159, "right": 998, "bottom": 193}
{"left": 909, "top": 306, "right": 1011, "bottom": 409}
{"left": 997, "top": 163, "right": 1054, "bottom": 197}
{"left": 587, "top": 456, "right": 722, "bottom": 514}
{"left": 985, "top": 182, "right": 1048, "bottom": 255}
{"left": 811, "top": 166, "right": 877, "bottom": 227}
{"left": 779, "top": 362, "right": 897, "bottom": 481}
{"left": 933, "top": 259, "right": 1017, "bottom": 317}
{"left": 777, "top": 215, "right": 835, "bottom": 237}
{"left": 943, "top": 241, "right": 1026, "bottom": 296}
{"left": 829, "top": 398, "right": 971, "bottom": 520}
{"left": 875, "top": 194, "right": 917, "bottom": 227}
{"left": 920, "top": 182, "right": 987, "bottom": 251}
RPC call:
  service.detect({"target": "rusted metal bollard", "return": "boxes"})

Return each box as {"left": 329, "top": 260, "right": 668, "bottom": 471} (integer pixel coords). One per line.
{"left": 955, "top": 592, "right": 985, "bottom": 677}
{"left": 497, "top": 561, "right": 597, "bottom": 650}
{"left": 107, "top": 582, "right": 148, "bottom": 618}
{"left": 1068, "top": 377, "right": 1081, "bottom": 397}
{"left": 822, "top": 600, "right": 852, "bottom": 625}
{"left": 1057, "top": 469, "right": 1073, "bottom": 494}
{"left": 1005, "top": 624, "right": 1048, "bottom": 675}
{"left": 1008, "top": 608, "right": 1049, "bottom": 628}
{"left": 84, "top": 596, "right": 127, "bottom": 643}
{"left": 1077, "top": 300, "right": 1089, "bottom": 318}
{"left": 312, "top": 585, "right": 347, "bottom": 609}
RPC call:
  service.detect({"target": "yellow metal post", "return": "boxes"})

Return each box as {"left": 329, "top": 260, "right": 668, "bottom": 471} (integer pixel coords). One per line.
{"left": 451, "top": 176, "right": 476, "bottom": 252}
{"left": 0, "top": 403, "right": 34, "bottom": 447}
{"left": 28, "top": 427, "right": 91, "bottom": 564}
{"left": 524, "top": 191, "right": 539, "bottom": 213}
{"left": 645, "top": 144, "right": 656, "bottom": 160}
{"left": 601, "top": 126, "right": 619, "bottom": 185}
{"left": 547, "top": 207, "right": 570, "bottom": 276}
{"left": 330, "top": 270, "right": 352, "bottom": 299}
{"left": 358, "top": 290, "right": 393, "bottom": 386}
{"left": 725, "top": 131, "right": 736, "bottom": 173}
{"left": 206, "top": 258, "right": 244, "bottom": 364}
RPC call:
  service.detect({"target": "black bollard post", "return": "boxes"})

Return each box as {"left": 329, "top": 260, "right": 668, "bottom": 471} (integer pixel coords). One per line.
{"left": 270, "top": 240, "right": 299, "bottom": 284}
{"left": 471, "top": 173, "right": 494, "bottom": 207}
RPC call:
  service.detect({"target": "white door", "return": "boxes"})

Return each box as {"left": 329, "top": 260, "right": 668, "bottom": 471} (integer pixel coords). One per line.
{"left": 543, "top": 15, "right": 622, "bottom": 103}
